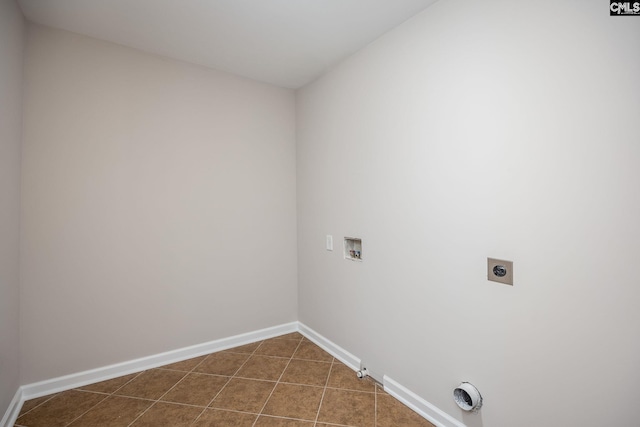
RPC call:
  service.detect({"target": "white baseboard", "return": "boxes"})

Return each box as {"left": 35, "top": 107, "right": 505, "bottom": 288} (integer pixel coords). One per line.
{"left": 5, "top": 321, "right": 463, "bottom": 427}
{"left": 0, "top": 388, "right": 23, "bottom": 427}
{"left": 296, "top": 322, "right": 360, "bottom": 371}
{"left": 20, "top": 321, "right": 297, "bottom": 402}
{"left": 297, "top": 323, "right": 463, "bottom": 427}
{"left": 383, "top": 375, "right": 466, "bottom": 427}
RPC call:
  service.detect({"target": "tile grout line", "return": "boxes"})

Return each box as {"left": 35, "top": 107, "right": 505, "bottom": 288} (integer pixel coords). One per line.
{"left": 108, "top": 370, "right": 145, "bottom": 395}
{"left": 124, "top": 369, "right": 190, "bottom": 427}
{"left": 14, "top": 336, "right": 431, "bottom": 427}
{"left": 13, "top": 392, "right": 59, "bottom": 420}
{"left": 61, "top": 385, "right": 148, "bottom": 427}
{"left": 61, "top": 392, "right": 110, "bottom": 427}
{"left": 191, "top": 339, "right": 266, "bottom": 425}
{"left": 188, "top": 351, "right": 236, "bottom": 425}
{"left": 313, "top": 356, "right": 336, "bottom": 427}
{"left": 375, "top": 382, "right": 378, "bottom": 427}
{"left": 124, "top": 351, "right": 219, "bottom": 427}
{"left": 18, "top": 335, "right": 366, "bottom": 427}
{"left": 250, "top": 335, "right": 305, "bottom": 427}
{"left": 66, "top": 369, "right": 146, "bottom": 427}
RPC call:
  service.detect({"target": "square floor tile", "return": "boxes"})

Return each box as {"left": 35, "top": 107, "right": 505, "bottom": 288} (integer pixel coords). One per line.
{"left": 235, "top": 355, "right": 289, "bottom": 381}
{"left": 193, "top": 351, "right": 249, "bottom": 377}
{"left": 210, "top": 378, "right": 276, "bottom": 413}
{"left": 254, "top": 416, "right": 315, "bottom": 426}
{"left": 317, "top": 388, "right": 374, "bottom": 427}
{"left": 292, "top": 341, "right": 333, "bottom": 362}
{"left": 194, "top": 352, "right": 250, "bottom": 376}
{"left": 75, "top": 373, "right": 139, "bottom": 394}
{"left": 67, "top": 396, "right": 152, "bottom": 427}
{"left": 160, "top": 373, "right": 229, "bottom": 406}
{"left": 159, "top": 355, "right": 207, "bottom": 372}
{"left": 16, "top": 390, "right": 106, "bottom": 427}
{"left": 130, "top": 402, "right": 202, "bottom": 427}
{"left": 222, "top": 341, "right": 262, "bottom": 354}
{"left": 261, "top": 383, "right": 323, "bottom": 421}
{"left": 377, "top": 393, "right": 436, "bottom": 427}
{"left": 273, "top": 332, "right": 303, "bottom": 341}
{"left": 254, "top": 339, "right": 300, "bottom": 358}
{"left": 280, "top": 359, "right": 331, "bottom": 386}
{"left": 193, "top": 408, "right": 257, "bottom": 426}
{"left": 18, "top": 395, "right": 57, "bottom": 417}
{"left": 114, "top": 369, "right": 186, "bottom": 400}
{"left": 327, "top": 362, "right": 375, "bottom": 392}
{"left": 13, "top": 341, "right": 435, "bottom": 427}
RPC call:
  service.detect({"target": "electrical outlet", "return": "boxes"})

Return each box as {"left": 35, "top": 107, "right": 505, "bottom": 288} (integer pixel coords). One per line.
{"left": 487, "top": 258, "right": 513, "bottom": 286}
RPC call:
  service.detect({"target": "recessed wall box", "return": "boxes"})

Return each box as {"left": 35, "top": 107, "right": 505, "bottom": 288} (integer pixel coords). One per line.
{"left": 344, "top": 237, "right": 362, "bottom": 261}
{"left": 487, "top": 258, "right": 513, "bottom": 285}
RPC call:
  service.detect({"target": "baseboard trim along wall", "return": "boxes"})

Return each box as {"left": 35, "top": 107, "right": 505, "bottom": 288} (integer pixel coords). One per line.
{"left": 383, "top": 375, "right": 466, "bottom": 427}
{"left": 3, "top": 321, "right": 465, "bottom": 427}
{"left": 0, "top": 389, "right": 23, "bottom": 427}
{"left": 297, "top": 322, "right": 360, "bottom": 371}
{"left": 297, "top": 324, "right": 465, "bottom": 427}
{"left": 2, "top": 322, "right": 297, "bottom": 427}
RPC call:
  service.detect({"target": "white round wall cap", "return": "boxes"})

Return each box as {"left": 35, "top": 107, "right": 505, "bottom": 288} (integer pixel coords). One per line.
{"left": 453, "top": 382, "right": 482, "bottom": 411}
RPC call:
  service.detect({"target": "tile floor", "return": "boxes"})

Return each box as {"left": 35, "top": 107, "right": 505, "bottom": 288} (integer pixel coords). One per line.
{"left": 15, "top": 332, "right": 435, "bottom": 427}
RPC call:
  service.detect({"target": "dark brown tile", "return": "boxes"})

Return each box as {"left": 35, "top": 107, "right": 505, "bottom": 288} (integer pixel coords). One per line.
{"left": 235, "top": 355, "right": 289, "bottom": 381}
{"left": 262, "top": 383, "right": 323, "bottom": 421}
{"left": 210, "top": 378, "right": 275, "bottom": 413}
{"left": 160, "top": 373, "right": 229, "bottom": 406}
{"left": 18, "top": 394, "right": 57, "bottom": 416}
{"left": 272, "top": 332, "right": 303, "bottom": 341}
{"left": 327, "top": 362, "right": 375, "bottom": 392}
{"left": 223, "top": 341, "right": 262, "bottom": 354}
{"left": 130, "top": 402, "right": 202, "bottom": 427}
{"left": 254, "top": 339, "right": 300, "bottom": 358}
{"left": 114, "top": 369, "right": 185, "bottom": 400}
{"left": 194, "top": 352, "right": 250, "bottom": 376}
{"left": 317, "top": 388, "right": 374, "bottom": 427}
{"left": 292, "top": 341, "right": 333, "bottom": 362}
{"left": 193, "top": 408, "right": 257, "bottom": 426}
{"left": 67, "top": 396, "right": 152, "bottom": 427}
{"left": 159, "top": 355, "right": 207, "bottom": 372}
{"left": 16, "top": 390, "right": 106, "bottom": 427}
{"left": 280, "top": 359, "right": 331, "bottom": 386}
{"left": 377, "top": 393, "right": 436, "bottom": 427}
{"left": 254, "top": 416, "right": 315, "bottom": 426}
{"left": 76, "top": 373, "right": 139, "bottom": 394}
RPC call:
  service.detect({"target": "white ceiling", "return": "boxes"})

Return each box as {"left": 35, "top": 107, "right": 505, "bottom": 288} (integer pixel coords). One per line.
{"left": 17, "top": 0, "right": 438, "bottom": 89}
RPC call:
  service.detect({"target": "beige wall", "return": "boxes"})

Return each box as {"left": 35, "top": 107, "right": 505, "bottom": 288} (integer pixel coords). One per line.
{"left": 11, "top": 2, "right": 640, "bottom": 426}
{"left": 20, "top": 24, "right": 297, "bottom": 384}
{"left": 0, "top": 0, "right": 24, "bottom": 415}
{"left": 296, "top": 1, "right": 640, "bottom": 426}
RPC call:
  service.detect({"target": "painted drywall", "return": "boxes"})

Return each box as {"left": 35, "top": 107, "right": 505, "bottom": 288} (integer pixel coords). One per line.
{"left": 296, "top": 1, "right": 640, "bottom": 426}
{"left": 20, "top": 24, "right": 297, "bottom": 384}
{"left": 0, "top": 0, "right": 24, "bottom": 416}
